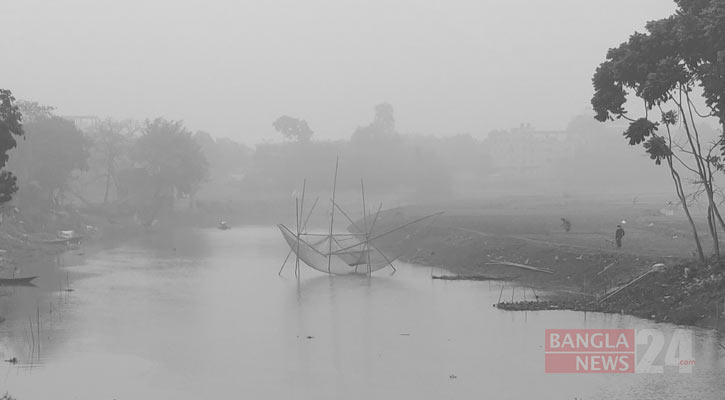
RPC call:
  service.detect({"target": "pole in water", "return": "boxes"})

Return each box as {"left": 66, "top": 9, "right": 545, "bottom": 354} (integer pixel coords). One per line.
{"left": 498, "top": 285, "right": 504, "bottom": 303}
{"left": 361, "top": 178, "right": 372, "bottom": 276}
{"left": 297, "top": 180, "right": 306, "bottom": 278}
{"left": 299, "top": 179, "right": 306, "bottom": 230}
{"left": 332, "top": 199, "right": 396, "bottom": 274}
{"left": 328, "top": 157, "right": 339, "bottom": 274}
{"left": 280, "top": 195, "right": 320, "bottom": 276}
{"left": 279, "top": 250, "right": 292, "bottom": 275}
{"left": 37, "top": 304, "right": 41, "bottom": 357}
{"left": 295, "top": 197, "right": 300, "bottom": 278}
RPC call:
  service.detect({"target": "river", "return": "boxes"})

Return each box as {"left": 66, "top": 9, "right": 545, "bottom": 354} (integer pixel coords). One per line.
{"left": 0, "top": 226, "right": 723, "bottom": 399}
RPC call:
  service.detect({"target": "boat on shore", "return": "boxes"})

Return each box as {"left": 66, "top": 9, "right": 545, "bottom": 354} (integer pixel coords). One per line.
{"left": 30, "top": 236, "right": 82, "bottom": 245}
{"left": 27, "top": 231, "right": 83, "bottom": 246}
{"left": 0, "top": 276, "right": 38, "bottom": 286}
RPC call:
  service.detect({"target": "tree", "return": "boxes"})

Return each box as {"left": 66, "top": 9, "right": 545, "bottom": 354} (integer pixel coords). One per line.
{"left": 0, "top": 89, "right": 24, "bottom": 206}
{"left": 591, "top": 0, "right": 725, "bottom": 263}
{"left": 351, "top": 102, "right": 397, "bottom": 144}
{"left": 89, "top": 119, "right": 137, "bottom": 203}
{"left": 18, "top": 114, "right": 90, "bottom": 207}
{"left": 131, "top": 118, "right": 208, "bottom": 219}
{"left": 272, "top": 116, "right": 313, "bottom": 142}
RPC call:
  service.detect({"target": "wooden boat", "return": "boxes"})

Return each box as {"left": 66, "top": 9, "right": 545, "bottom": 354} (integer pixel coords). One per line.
{"left": 66, "top": 235, "right": 83, "bottom": 244}
{"left": 0, "top": 276, "right": 37, "bottom": 286}
{"left": 29, "top": 235, "right": 83, "bottom": 245}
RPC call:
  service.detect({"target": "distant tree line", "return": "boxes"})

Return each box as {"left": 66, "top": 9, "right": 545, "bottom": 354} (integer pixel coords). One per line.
{"left": 247, "top": 103, "right": 492, "bottom": 199}
{"left": 2, "top": 100, "right": 210, "bottom": 225}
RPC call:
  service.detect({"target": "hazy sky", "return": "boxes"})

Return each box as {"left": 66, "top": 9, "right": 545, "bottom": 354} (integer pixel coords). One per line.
{"left": 2, "top": 0, "right": 676, "bottom": 145}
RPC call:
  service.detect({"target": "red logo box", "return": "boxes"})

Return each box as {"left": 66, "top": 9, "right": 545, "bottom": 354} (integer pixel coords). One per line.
{"left": 545, "top": 329, "right": 635, "bottom": 373}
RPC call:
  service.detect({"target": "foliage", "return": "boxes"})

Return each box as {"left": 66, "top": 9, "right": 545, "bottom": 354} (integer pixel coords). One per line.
{"left": 19, "top": 115, "right": 90, "bottom": 205}
{"left": 590, "top": 0, "right": 725, "bottom": 263}
{"left": 272, "top": 115, "right": 313, "bottom": 142}
{"left": 132, "top": 118, "right": 209, "bottom": 197}
{"left": 675, "top": 0, "right": 725, "bottom": 125}
{"left": 0, "top": 171, "right": 18, "bottom": 203}
{"left": 623, "top": 118, "right": 659, "bottom": 145}
{"left": 592, "top": 0, "right": 725, "bottom": 128}
{"left": 0, "top": 89, "right": 24, "bottom": 205}
{"left": 0, "top": 90, "right": 25, "bottom": 168}
{"left": 643, "top": 135, "right": 672, "bottom": 165}
{"left": 244, "top": 103, "right": 487, "bottom": 199}
{"left": 86, "top": 119, "right": 138, "bottom": 203}
{"left": 351, "top": 102, "right": 397, "bottom": 144}
{"left": 193, "top": 131, "right": 251, "bottom": 180}
{"left": 14, "top": 100, "right": 54, "bottom": 123}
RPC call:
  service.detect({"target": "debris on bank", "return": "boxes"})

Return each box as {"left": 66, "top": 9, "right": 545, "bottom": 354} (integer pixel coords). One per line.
{"left": 495, "top": 300, "right": 596, "bottom": 312}
{"left": 485, "top": 261, "right": 554, "bottom": 274}
{"left": 432, "top": 275, "right": 513, "bottom": 281}
{"left": 495, "top": 261, "right": 725, "bottom": 327}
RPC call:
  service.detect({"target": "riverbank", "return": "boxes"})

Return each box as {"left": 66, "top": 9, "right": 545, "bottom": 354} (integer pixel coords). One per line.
{"left": 0, "top": 201, "right": 203, "bottom": 290}
{"left": 373, "top": 196, "right": 725, "bottom": 329}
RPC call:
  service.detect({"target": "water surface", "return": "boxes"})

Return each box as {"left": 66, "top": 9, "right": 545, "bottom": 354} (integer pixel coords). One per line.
{"left": 0, "top": 226, "right": 723, "bottom": 399}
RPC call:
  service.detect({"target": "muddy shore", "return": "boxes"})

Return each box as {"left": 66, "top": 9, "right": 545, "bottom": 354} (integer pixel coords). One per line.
{"left": 373, "top": 197, "right": 725, "bottom": 329}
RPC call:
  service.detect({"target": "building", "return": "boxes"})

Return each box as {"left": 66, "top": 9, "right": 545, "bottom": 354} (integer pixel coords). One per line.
{"left": 486, "top": 123, "right": 575, "bottom": 173}
{"left": 61, "top": 115, "right": 100, "bottom": 132}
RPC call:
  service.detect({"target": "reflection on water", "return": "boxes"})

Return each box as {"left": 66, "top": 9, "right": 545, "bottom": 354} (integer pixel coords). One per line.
{"left": 0, "top": 226, "right": 723, "bottom": 399}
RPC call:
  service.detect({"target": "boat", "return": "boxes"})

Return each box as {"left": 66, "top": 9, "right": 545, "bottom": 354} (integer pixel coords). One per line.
{"left": 28, "top": 232, "right": 83, "bottom": 245}
{"left": 31, "top": 237, "right": 81, "bottom": 245}
{"left": 0, "top": 276, "right": 38, "bottom": 286}
{"left": 278, "top": 158, "right": 442, "bottom": 276}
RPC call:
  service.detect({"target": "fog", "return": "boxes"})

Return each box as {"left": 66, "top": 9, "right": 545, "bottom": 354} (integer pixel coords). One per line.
{"left": 4, "top": 2, "right": 725, "bottom": 399}
{"left": 3, "top": 0, "right": 675, "bottom": 144}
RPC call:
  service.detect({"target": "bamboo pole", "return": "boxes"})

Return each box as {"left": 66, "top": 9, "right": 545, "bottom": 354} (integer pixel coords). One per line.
{"left": 298, "top": 180, "right": 306, "bottom": 278}
{"left": 331, "top": 212, "right": 444, "bottom": 255}
{"left": 328, "top": 158, "right": 339, "bottom": 273}
{"left": 361, "top": 179, "right": 368, "bottom": 235}
{"left": 299, "top": 179, "right": 306, "bottom": 232}
{"left": 485, "top": 261, "right": 554, "bottom": 274}
{"left": 598, "top": 270, "right": 654, "bottom": 304}
{"left": 361, "top": 179, "right": 371, "bottom": 275}
{"left": 302, "top": 197, "right": 319, "bottom": 230}
{"left": 37, "top": 304, "right": 40, "bottom": 357}
{"left": 368, "top": 203, "right": 384, "bottom": 236}
{"left": 279, "top": 251, "right": 293, "bottom": 275}
{"left": 332, "top": 201, "right": 395, "bottom": 273}
{"left": 279, "top": 197, "right": 318, "bottom": 276}
{"left": 295, "top": 198, "right": 300, "bottom": 278}
{"left": 28, "top": 316, "right": 35, "bottom": 348}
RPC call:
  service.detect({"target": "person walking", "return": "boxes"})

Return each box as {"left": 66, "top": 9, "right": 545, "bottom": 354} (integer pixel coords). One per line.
{"left": 561, "top": 218, "right": 571, "bottom": 232}
{"left": 615, "top": 224, "right": 625, "bottom": 248}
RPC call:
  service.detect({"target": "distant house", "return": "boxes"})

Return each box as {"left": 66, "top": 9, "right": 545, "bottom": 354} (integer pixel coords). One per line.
{"left": 60, "top": 115, "right": 100, "bottom": 132}
{"left": 486, "top": 123, "right": 575, "bottom": 173}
